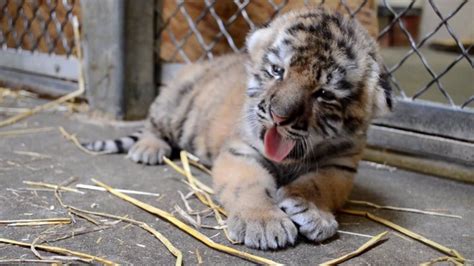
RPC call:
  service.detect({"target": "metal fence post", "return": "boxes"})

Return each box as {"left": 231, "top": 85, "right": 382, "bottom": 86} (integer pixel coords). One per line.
{"left": 81, "top": 0, "right": 125, "bottom": 119}
{"left": 123, "top": 0, "right": 156, "bottom": 120}
{"left": 81, "top": 0, "right": 155, "bottom": 120}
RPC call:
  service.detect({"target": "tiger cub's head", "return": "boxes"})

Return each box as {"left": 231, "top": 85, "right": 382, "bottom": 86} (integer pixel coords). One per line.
{"left": 243, "top": 7, "right": 392, "bottom": 163}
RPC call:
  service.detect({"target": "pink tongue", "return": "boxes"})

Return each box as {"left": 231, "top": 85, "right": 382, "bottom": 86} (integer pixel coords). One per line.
{"left": 264, "top": 127, "right": 296, "bottom": 162}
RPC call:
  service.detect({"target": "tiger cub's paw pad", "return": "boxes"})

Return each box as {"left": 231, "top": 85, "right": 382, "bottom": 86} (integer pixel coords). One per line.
{"left": 127, "top": 138, "right": 171, "bottom": 165}
{"left": 278, "top": 195, "right": 338, "bottom": 242}
{"left": 227, "top": 209, "right": 297, "bottom": 250}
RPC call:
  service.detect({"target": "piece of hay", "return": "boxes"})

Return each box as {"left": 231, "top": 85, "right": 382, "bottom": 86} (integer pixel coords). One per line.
{"left": 0, "top": 107, "right": 30, "bottom": 113}
{"left": 0, "top": 127, "right": 54, "bottom": 137}
{"left": 420, "top": 256, "right": 464, "bottom": 266}
{"left": 44, "top": 225, "right": 111, "bottom": 244}
{"left": 180, "top": 151, "right": 236, "bottom": 243}
{"left": 52, "top": 188, "right": 182, "bottom": 266}
{"left": 348, "top": 200, "right": 462, "bottom": 219}
{"left": 59, "top": 176, "right": 79, "bottom": 187}
{"left": 320, "top": 231, "right": 388, "bottom": 265}
{"left": 177, "top": 191, "right": 212, "bottom": 216}
{"left": 163, "top": 157, "right": 225, "bottom": 215}
{"left": 22, "top": 188, "right": 56, "bottom": 193}
{"left": 53, "top": 189, "right": 100, "bottom": 225}
{"left": 30, "top": 235, "right": 87, "bottom": 263}
{"left": 163, "top": 156, "right": 214, "bottom": 195}
{"left": 0, "top": 17, "right": 85, "bottom": 128}
{"left": 174, "top": 205, "right": 202, "bottom": 228}
{"left": 89, "top": 212, "right": 182, "bottom": 265}
{"left": 58, "top": 127, "right": 108, "bottom": 155}
{"left": 391, "top": 231, "right": 415, "bottom": 243}
{"left": 23, "top": 181, "right": 84, "bottom": 194}
{"left": 0, "top": 259, "right": 61, "bottom": 264}
{"left": 13, "top": 151, "right": 51, "bottom": 159}
{"left": 174, "top": 205, "right": 225, "bottom": 230}
{"left": 337, "top": 230, "right": 374, "bottom": 238}
{"left": 184, "top": 153, "right": 216, "bottom": 194}
{"left": 188, "top": 159, "right": 213, "bottom": 176}
{"left": 76, "top": 184, "right": 161, "bottom": 197}
{"left": 92, "top": 178, "right": 280, "bottom": 265}
{"left": 0, "top": 238, "right": 116, "bottom": 265}
{"left": 196, "top": 248, "right": 203, "bottom": 264}
{"left": 177, "top": 191, "right": 196, "bottom": 213}
{"left": 0, "top": 218, "right": 71, "bottom": 227}
{"left": 340, "top": 209, "right": 465, "bottom": 263}
{"left": 0, "top": 87, "right": 38, "bottom": 99}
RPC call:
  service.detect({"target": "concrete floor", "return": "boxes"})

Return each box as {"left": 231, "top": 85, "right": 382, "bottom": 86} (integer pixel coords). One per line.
{"left": 0, "top": 96, "right": 473, "bottom": 265}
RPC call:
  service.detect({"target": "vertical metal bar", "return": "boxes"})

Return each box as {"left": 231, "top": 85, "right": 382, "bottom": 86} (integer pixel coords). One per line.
{"left": 81, "top": 0, "right": 125, "bottom": 119}
{"left": 80, "top": 0, "right": 155, "bottom": 120}
{"left": 123, "top": 0, "right": 156, "bottom": 120}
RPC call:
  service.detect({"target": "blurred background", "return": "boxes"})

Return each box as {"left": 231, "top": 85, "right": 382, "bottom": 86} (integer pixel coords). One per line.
{"left": 0, "top": 0, "right": 473, "bottom": 181}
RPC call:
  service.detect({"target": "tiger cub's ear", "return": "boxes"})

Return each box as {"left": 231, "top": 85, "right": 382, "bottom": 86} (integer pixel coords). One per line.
{"left": 372, "top": 71, "right": 393, "bottom": 118}
{"left": 246, "top": 27, "right": 275, "bottom": 56}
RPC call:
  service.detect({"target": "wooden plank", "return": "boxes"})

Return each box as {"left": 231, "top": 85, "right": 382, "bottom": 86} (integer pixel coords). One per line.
{"left": 363, "top": 148, "right": 474, "bottom": 183}
{"left": 374, "top": 100, "right": 474, "bottom": 142}
{"left": 367, "top": 125, "right": 474, "bottom": 166}
{"left": 0, "top": 68, "right": 77, "bottom": 97}
{"left": 0, "top": 49, "right": 78, "bottom": 81}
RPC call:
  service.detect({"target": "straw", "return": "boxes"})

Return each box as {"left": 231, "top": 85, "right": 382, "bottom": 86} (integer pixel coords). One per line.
{"left": 0, "top": 238, "right": 116, "bottom": 265}
{"left": 340, "top": 209, "right": 465, "bottom": 262}
{"left": 0, "top": 17, "right": 85, "bottom": 128}
{"left": 347, "top": 200, "right": 462, "bottom": 219}
{"left": 320, "top": 231, "right": 388, "bottom": 265}
{"left": 92, "top": 178, "right": 280, "bottom": 265}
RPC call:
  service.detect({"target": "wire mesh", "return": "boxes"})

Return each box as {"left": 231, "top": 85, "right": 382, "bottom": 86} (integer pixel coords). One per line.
{"left": 155, "top": 0, "right": 473, "bottom": 109}
{"left": 0, "top": 0, "right": 81, "bottom": 57}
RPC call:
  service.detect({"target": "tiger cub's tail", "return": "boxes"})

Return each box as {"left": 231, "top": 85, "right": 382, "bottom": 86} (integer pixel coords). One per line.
{"left": 82, "top": 130, "right": 142, "bottom": 154}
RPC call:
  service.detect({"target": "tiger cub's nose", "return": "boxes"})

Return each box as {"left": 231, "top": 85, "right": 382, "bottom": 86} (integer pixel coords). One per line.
{"left": 271, "top": 110, "right": 289, "bottom": 125}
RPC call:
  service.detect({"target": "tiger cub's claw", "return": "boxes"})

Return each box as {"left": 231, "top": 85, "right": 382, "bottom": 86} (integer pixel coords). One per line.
{"left": 227, "top": 207, "right": 298, "bottom": 250}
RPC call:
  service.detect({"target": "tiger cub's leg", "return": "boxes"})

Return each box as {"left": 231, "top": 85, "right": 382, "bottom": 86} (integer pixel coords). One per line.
{"left": 212, "top": 141, "right": 298, "bottom": 250}
{"left": 127, "top": 120, "right": 171, "bottom": 165}
{"left": 276, "top": 158, "right": 357, "bottom": 242}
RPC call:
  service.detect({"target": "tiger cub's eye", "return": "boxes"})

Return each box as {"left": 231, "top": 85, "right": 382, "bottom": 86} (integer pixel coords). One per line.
{"left": 270, "top": 65, "right": 284, "bottom": 78}
{"left": 313, "top": 89, "right": 336, "bottom": 101}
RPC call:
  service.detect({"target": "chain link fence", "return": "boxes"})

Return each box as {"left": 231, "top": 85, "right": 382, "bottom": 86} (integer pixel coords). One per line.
{"left": 0, "top": 0, "right": 81, "bottom": 56}
{"left": 1, "top": 0, "right": 471, "bottom": 110}
{"left": 155, "top": 0, "right": 473, "bottom": 109}
{"left": 0, "top": 0, "right": 81, "bottom": 95}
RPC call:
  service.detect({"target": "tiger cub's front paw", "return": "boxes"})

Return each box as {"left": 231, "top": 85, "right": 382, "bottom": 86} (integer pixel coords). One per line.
{"left": 277, "top": 191, "right": 338, "bottom": 242}
{"left": 127, "top": 137, "right": 171, "bottom": 165}
{"left": 227, "top": 208, "right": 297, "bottom": 250}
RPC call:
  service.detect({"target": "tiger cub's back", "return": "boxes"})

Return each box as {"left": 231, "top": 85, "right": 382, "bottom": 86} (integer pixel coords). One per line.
{"left": 149, "top": 53, "right": 249, "bottom": 164}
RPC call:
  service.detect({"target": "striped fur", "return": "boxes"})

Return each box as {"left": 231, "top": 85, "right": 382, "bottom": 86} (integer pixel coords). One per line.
{"left": 84, "top": 7, "right": 392, "bottom": 250}
{"left": 84, "top": 131, "right": 142, "bottom": 154}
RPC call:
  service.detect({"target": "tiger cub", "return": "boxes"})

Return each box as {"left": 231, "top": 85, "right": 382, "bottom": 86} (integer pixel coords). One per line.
{"left": 85, "top": 7, "right": 392, "bottom": 250}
